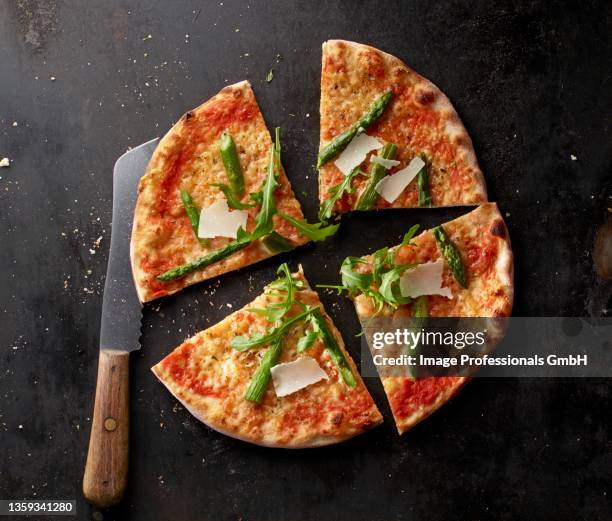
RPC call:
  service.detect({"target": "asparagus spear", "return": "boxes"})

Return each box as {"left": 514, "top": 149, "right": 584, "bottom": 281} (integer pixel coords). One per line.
{"left": 317, "top": 90, "right": 393, "bottom": 168}
{"left": 156, "top": 237, "right": 250, "bottom": 282}
{"left": 355, "top": 143, "right": 398, "bottom": 211}
{"left": 413, "top": 296, "right": 428, "bottom": 318}
{"left": 417, "top": 153, "right": 432, "bottom": 207}
{"left": 433, "top": 225, "right": 467, "bottom": 288}
{"left": 262, "top": 231, "right": 295, "bottom": 253}
{"left": 407, "top": 296, "right": 428, "bottom": 379}
{"left": 244, "top": 337, "right": 283, "bottom": 403}
{"left": 219, "top": 132, "right": 245, "bottom": 196}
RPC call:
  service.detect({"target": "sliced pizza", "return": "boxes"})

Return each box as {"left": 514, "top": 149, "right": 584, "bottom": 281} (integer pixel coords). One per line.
{"left": 328, "top": 203, "right": 513, "bottom": 434}
{"left": 131, "top": 80, "right": 336, "bottom": 302}
{"left": 317, "top": 40, "right": 487, "bottom": 219}
{"left": 152, "top": 264, "right": 382, "bottom": 448}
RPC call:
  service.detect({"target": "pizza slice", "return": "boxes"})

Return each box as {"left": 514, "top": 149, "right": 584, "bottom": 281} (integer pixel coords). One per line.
{"left": 317, "top": 40, "right": 487, "bottom": 219}
{"left": 131, "top": 80, "right": 336, "bottom": 302}
{"left": 152, "top": 264, "right": 382, "bottom": 448}
{"left": 327, "top": 203, "right": 513, "bottom": 434}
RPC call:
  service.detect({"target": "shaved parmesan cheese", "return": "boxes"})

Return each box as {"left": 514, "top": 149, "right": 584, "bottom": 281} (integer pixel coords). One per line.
{"left": 375, "top": 156, "right": 425, "bottom": 203}
{"left": 370, "top": 155, "right": 400, "bottom": 169}
{"left": 270, "top": 357, "right": 328, "bottom": 397}
{"left": 400, "top": 259, "right": 453, "bottom": 299}
{"left": 0, "top": 157, "right": 9, "bottom": 167}
{"left": 197, "top": 198, "right": 248, "bottom": 239}
{"left": 334, "top": 132, "right": 383, "bottom": 175}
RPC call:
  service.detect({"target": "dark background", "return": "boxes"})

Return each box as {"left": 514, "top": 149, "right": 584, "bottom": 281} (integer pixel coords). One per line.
{"left": 1, "top": 1, "right": 611, "bottom": 520}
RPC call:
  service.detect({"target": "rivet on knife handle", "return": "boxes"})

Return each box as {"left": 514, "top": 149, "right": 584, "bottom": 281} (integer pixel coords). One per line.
{"left": 83, "top": 350, "right": 130, "bottom": 507}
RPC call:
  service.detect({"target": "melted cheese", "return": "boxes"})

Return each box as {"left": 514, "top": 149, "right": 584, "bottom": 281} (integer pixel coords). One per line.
{"left": 375, "top": 156, "right": 425, "bottom": 203}
{"left": 334, "top": 132, "right": 383, "bottom": 175}
{"left": 197, "top": 198, "right": 248, "bottom": 239}
{"left": 399, "top": 259, "right": 453, "bottom": 299}
{"left": 271, "top": 357, "right": 328, "bottom": 397}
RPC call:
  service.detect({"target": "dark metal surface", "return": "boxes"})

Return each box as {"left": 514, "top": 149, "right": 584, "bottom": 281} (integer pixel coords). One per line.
{"left": 1, "top": 1, "right": 611, "bottom": 520}
{"left": 99, "top": 139, "right": 157, "bottom": 352}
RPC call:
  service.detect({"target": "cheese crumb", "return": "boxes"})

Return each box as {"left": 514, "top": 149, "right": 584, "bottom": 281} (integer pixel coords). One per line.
{"left": 0, "top": 158, "right": 10, "bottom": 167}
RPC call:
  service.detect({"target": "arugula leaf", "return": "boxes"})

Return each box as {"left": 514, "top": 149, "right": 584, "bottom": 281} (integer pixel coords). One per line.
{"left": 249, "top": 191, "right": 263, "bottom": 205}
{"left": 250, "top": 129, "right": 281, "bottom": 240}
{"left": 379, "top": 267, "right": 412, "bottom": 307}
{"left": 179, "top": 189, "right": 209, "bottom": 247}
{"left": 247, "top": 306, "right": 287, "bottom": 324}
{"left": 231, "top": 306, "right": 317, "bottom": 351}
{"left": 310, "top": 309, "right": 356, "bottom": 386}
{"left": 248, "top": 263, "right": 299, "bottom": 323}
{"left": 372, "top": 247, "right": 392, "bottom": 282}
{"left": 393, "top": 224, "right": 420, "bottom": 263}
{"left": 297, "top": 330, "right": 319, "bottom": 352}
{"left": 321, "top": 226, "right": 423, "bottom": 314}
{"left": 278, "top": 212, "right": 339, "bottom": 242}
{"left": 318, "top": 167, "right": 365, "bottom": 221}
{"left": 210, "top": 183, "right": 256, "bottom": 209}
{"left": 340, "top": 256, "right": 373, "bottom": 295}
{"left": 401, "top": 224, "right": 421, "bottom": 247}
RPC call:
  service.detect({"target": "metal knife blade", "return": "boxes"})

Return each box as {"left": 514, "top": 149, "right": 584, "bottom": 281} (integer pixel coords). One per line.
{"left": 99, "top": 138, "right": 159, "bottom": 351}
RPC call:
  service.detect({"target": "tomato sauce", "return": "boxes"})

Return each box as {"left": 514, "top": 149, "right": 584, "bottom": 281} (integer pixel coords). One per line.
{"left": 154, "top": 96, "right": 258, "bottom": 216}
{"left": 390, "top": 377, "right": 461, "bottom": 419}
{"left": 466, "top": 235, "right": 498, "bottom": 276}
{"left": 161, "top": 343, "right": 227, "bottom": 398}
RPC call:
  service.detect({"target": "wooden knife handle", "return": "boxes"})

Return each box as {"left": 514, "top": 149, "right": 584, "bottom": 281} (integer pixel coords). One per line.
{"left": 83, "top": 349, "right": 130, "bottom": 507}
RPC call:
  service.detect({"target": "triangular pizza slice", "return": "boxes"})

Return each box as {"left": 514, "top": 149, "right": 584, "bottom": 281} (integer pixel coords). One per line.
{"left": 132, "top": 81, "right": 328, "bottom": 302}
{"left": 317, "top": 40, "right": 488, "bottom": 219}
{"left": 332, "top": 203, "right": 513, "bottom": 433}
{"left": 152, "top": 264, "right": 382, "bottom": 448}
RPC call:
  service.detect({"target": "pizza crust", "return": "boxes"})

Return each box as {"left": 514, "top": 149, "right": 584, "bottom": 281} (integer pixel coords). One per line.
{"left": 152, "top": 269, "right": 383, "bottom": 448}
{"left": 131, "top": 80, "right": 309, "bottom": 302}
{"left": 319, "top": 40, "right": 488, "bottom": 213}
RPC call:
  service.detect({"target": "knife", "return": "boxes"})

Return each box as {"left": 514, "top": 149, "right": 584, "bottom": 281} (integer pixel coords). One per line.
{"left": 82, "top": 138, "right": 159, "bottom": 507}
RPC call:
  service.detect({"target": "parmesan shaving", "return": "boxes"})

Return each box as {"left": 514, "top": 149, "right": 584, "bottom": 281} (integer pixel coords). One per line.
{"left": 334, "top": 132, "right": 383, "bottom": 175}
{"left": 375, "top": 156, "right": 425, "bottom": 203}
{"left": 370, "top": 155, "right": 400, "bottom": 169}
{"left": 197, "top": 198, "right": 248, "bottom": 239}
{"left": 399, "top": 259, "right": 453, "bottom": 299}
{"left": 271, "top": 358, "right": 328, "bottom": 397}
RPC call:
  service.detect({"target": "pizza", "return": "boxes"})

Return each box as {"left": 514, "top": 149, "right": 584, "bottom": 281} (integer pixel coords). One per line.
{"left": 131, "top": 80, "right": 315, "bottom": 303}
{"left": 331, "top": 203, "right": 513, "bottom": 434}
{"left": 152, "top": 264, "right": 382, "bottom": 448}
{"left": 317, "top": 40, "right": 487, "bottom": 219}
